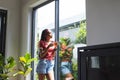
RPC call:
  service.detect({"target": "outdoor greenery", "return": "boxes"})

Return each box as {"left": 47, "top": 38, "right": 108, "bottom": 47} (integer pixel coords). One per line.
{"left": 59, "top": 20, "right": 86, "bottom": 80}
{"left": 59, "top": 37, "right": 76, "bottom": 79}
{"left": 59, "top": 37, "right": 74, "bottom": 59}
{"left": 72, "top": 62, "right": 78, "bottom": 79}
{"left": 75, "top": 20, "right": 86, "bottom": 44}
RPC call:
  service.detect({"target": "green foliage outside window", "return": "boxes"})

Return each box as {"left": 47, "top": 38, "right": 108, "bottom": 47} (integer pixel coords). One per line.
{"left": 59, "top": 37, "right": 76, "bottom": 79}
{"left": 59, "top": 37, "right": 74, "bottom": 60}
{"left": 75, "top": 20, "right": 86, "bottom": 44}
{"left": 59, "top": 20, "right": 86, "bottom": 80}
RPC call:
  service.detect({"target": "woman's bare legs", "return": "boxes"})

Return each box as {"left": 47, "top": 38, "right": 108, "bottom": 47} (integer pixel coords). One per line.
{"left": 46, "top": 70, "right": 54, "bottom": 80}
{"left": 38, "top": 74, "right": 46, "bottom": 80}
{"left": 65, "top": 73, "right": 74, "bottom": 80}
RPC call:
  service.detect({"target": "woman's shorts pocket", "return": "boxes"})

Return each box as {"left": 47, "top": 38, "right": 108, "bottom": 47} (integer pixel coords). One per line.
{"left": 36, "top": 60, "right": 47, "bottom": 74}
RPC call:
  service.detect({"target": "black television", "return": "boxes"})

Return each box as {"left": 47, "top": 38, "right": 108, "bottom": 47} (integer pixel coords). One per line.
{"left": 78, "top": 42, "right": 120, "bottom": 80}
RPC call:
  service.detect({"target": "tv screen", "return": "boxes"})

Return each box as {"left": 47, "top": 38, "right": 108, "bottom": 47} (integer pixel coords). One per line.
{"left": 86, "top": 56, "right": 120, "bottom": 80}
{"left": 78, "top": 42, "right": 120, "bottom": 80}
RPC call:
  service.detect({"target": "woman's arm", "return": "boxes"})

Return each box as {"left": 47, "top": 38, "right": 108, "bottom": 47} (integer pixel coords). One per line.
{"left": 39, "top": 43, "right": 53, "bottom": 58}
{"left": 50, "top": 41, "right": 58, "bottom": 57}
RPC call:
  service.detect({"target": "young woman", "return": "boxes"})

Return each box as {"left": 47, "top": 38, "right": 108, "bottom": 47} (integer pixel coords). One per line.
{"left": 36, "top": 29, "right": 57, "bottom": 80}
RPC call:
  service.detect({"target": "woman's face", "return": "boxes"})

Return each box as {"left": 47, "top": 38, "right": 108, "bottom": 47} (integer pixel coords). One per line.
{"left": 46, "top": 33, "right": 52, "bottom": 41}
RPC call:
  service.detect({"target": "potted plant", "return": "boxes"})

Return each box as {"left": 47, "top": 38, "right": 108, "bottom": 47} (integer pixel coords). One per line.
{"left": 59, "top": 37, "right": 75, "bottom": 79}
{"left": 59, "top": 37, "right": 74, "bottom": 59}
{"left": 13, "top": 52, "right": 36, "bottom": 80}
{"left": 0, "top": 54, "right": 16, "bottom": 80}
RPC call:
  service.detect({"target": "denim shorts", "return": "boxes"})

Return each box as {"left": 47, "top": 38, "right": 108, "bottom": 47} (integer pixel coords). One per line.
{"left": 60, "top": 62, "right": 72, "bottom": 75}
{"left": 36, "top": 59, "right": 54, "bottom": 74}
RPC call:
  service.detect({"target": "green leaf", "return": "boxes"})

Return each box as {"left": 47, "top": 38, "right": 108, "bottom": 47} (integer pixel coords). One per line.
{"left": 27, "top": 58, "right": 37, "bottom": 64}
{"left": 24, "top": 53, "right": 31, "bottom": 62}
{"left": 24, "top": 68, "right": 32, "bottom": 76}
{"left": 0, "top": 54, "right": 16, "bottom": 80}
{"left": 0, "top": 73, "right": 8, "bottom": 79}
{"left": 13, "top": 71, "right": 24, "bottom": 76}
{"left": 16, "top": 52, "right": 36, "bottom": 77}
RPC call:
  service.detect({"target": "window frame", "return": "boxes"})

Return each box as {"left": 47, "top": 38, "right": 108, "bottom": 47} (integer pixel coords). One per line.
{"left": 31, "top": 0, "right": 60, "bottom": 80}
{"left": 0, "top": 9, "right": 7, "bottom": 57}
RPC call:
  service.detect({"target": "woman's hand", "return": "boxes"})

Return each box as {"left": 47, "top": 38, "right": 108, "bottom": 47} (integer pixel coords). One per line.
{"left": 53, "top": 42, "right": 58, "bottom": 47}
{"left": 48, "top": 43, "right": 54, "bottom": 47}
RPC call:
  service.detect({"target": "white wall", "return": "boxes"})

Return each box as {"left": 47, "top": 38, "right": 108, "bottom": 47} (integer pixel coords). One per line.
{"left": 0, "top": 0, "right": 21, "bottom": 56}
{"left": 0, "top": 0, "right": 21, "bottom": 80}
{"left": 0, "top": 0, "right": 21, "bottom": 57}
{"left": 20, "top": 0, "right": 47, "bottom": 55}
{"left": 86, "top": 0, "right": 120, "bottom": 45}
{"left": 20, "top": 0, "right": 47, "bottom": 80}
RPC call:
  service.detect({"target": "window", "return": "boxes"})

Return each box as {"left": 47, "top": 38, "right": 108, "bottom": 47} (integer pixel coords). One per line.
{"left": 0, "top": 9, "right": 7, "bottom": 57}
{"left": 31, "top": 0, "right": 86, "bottom": 80}
{"left": 59, "top": 0, "right": 86, "bottom": 79}
{"left": 31, "top": 1, "right": 55, "bottom": 80}
{"left": 0, "top": 9, "right": 7, "bottom": 78}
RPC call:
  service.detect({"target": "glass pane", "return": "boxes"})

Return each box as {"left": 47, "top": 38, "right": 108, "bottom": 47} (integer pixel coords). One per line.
{"left": 59, "top": 0, "right": 86, "bottom": 80}
{"left": 34, "top": 1, "right": 55, "bottom": 80}
{"left": 86, "top": 56, "right": 120, "bottom": 80}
